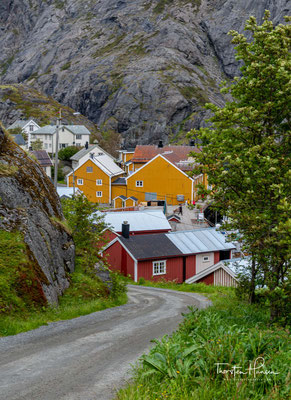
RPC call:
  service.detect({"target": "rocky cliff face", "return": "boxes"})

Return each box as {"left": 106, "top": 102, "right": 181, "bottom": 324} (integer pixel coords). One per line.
{"left": 0, "top": 124, "right": 75, "bottom": 305}
{"left": 0, "top": 0, "right": 289, "bottom": 145}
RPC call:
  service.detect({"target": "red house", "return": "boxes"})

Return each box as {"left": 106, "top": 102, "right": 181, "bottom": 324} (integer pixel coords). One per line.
{"left": 102, "top": 227, "right": 236, "bottom": 285}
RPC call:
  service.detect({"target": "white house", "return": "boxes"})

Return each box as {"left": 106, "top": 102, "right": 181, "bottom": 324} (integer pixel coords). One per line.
{"left": 30, "top": 125, "right": 91, "bottom": 153}
{"left": 7, "top": 119, "right": 40, "bottom": 148}
{"left": 70, "top": 143, "right": 116, "bottom": 170}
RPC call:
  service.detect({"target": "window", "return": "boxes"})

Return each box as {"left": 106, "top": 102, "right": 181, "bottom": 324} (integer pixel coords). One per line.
{"left": 86, "top": 166, "right": 93, "bottom": 173}
{"left": 96, "top": 179, "right": 102, "bottom": 186}
{"left": 29, "top": 125, "right": 34, "bottom": 132}
{"left": 76, "top": 134, "right": 82, "bottom": 139}
{"left": 49, "top": 143, "right": 52, "bottom": 148}
{"left": 77, "top": 179, "right": 83, "bottom": 185}
{"left": 96, "top": 191, "right": 102, "bottom": 197}
{"left": 136, "top": 180, "right": 143, "bottom": 187}
{"left": 98, "top": 152, "right": 103, "bottom": 156}
{"left": 44, "top": 143, "right": 48, "bottom": 149}
{"left": 203, "top": 256, "right": 210, "bottom": 262}
{"left": 153, "top": 260, "right": 166, "bottom": 276}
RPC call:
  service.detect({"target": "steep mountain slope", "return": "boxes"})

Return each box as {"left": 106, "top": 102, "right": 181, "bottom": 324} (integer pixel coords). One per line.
{"left": 0, "top": 0, "right": 289, "bottom": 145}
{"left": 0, "top": 123, "right": 75, "bottom": 309}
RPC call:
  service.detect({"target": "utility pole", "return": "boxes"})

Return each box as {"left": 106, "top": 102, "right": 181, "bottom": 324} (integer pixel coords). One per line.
{"left": 73, "top": 169, "right": 76, "bottom": 196}
{"left": 54, "top": 109, "right": 61, "bottom": 188}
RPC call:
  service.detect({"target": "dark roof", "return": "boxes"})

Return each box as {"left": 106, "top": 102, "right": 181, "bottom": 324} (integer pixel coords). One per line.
{"left": 167, "top": 214, "right": 181, "bottom": 222}
{"left": 119, "top": 234, "right": 182, "bottom": 260}
{"left": 129, "top": 196, "right": 138, "bottom": 201}
{"left": 115, "top": 195, "right": 127, "bottom": 200}
{"left": 112, "top": 177, "right": 126, "bottom": 185}
{"left": 12, "top": 134, "right": 26, "bottom": 146}
{"left": 31, "top": 150, "right": 53, "bottom": 167}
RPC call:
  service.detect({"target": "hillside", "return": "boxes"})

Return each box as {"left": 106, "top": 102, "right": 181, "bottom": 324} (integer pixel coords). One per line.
{"left": 0, "top": 0, "right": 289, "bottom": 145}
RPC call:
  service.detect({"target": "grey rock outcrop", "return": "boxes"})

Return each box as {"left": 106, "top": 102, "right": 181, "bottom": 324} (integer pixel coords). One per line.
{"left": 0, "top": 0, "right": 289, "bottom": 145}
{"left": 0, "top": 125, "right": 75, "bottom": 305}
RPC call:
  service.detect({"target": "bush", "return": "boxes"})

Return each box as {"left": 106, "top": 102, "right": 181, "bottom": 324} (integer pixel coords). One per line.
{"left": 58, "top": 146, "right": 80, "bottom": 161}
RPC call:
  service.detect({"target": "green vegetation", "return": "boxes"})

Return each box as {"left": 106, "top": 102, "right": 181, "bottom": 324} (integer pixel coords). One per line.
{"left": 189, "top": 12, "right": 291, "bottom": 324}
{"left": 0, "top": 194, "right": 127, "bottom": 336}
{"left": 116, "top": 290, "right": 290, "bottom": 400}
{"left": 0, "top": 55, "right": 15, "bottom": 76}
{"left": 0, "top": 163, "right": 18, "bottom": 176}
{"left": 31, "top": 138, "right": 43, "bottom": 150}
{"left": 61, "top": 61, "right": 71, "bottom": 71}
{"left": 58, "top": 145, "right": 79, "bottom": 161}
{"left": 0, "top": 256, "right": 127, "bottom": 336}
{"left": 0, "top": 84, "right": 102, "bottom": 142}
{"left": 93, "top": 34, "right": 126, "bottom": 58}
{"left": 0, "top": 230, "right": 47, "bottom": 317}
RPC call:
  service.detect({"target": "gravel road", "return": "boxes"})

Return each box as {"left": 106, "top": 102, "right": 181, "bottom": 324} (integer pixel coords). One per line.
{"left": 0, "top": 285, "right": 211, "bottom": 400}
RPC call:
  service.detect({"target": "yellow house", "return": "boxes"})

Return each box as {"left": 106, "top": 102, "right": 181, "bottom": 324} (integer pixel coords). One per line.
{"left": 112, "top": 154, "right": 194, "bottom": 206}
{"left": 67, "top": 153, "right": 124, "bottom": 204}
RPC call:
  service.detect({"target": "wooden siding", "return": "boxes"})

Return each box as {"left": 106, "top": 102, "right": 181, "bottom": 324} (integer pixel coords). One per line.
{"left": 104, "top": 240, "right": 122, "bottom": 272}
{"left": 126, "top": 156, "right": 193, "bottom": 206}
{"left": 138, "top": 257, "right": 183, "bottom": 283}
{"left": 186, "top": 255, "right": 196, "bottom": 280}
{"left": 68, "top": 159, "right": 110, "bottom": 203}
{"left": 214, "top": 268, "right": 237, "bottom": 287}
{"left": 214, "top": 251, "right": 220, "bottom": 264}
{"left": 197, "top": 273, "right": 214, "bottom": 285}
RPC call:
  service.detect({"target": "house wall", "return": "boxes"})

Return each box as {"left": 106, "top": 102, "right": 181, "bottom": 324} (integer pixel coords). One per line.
{"left": 124, "top": 153, "right": 134, "bottom": 163}
{"left": 126, "top": 156, "right": 193, "bottom": 205}
{"left": 132, "top": 162, "right": 146, "bottom": 171}
{"left": 125, "top": 198, "right": 136, "bottom": 207}
{"left": 103, "top": 240, "right": 122, "bottom": 272}
{"left": 197, "top": 273, "right": 214, "bottom": 285}
{"left": 196, "top": 252, "right": 214, "bottom": 274}
{"left": 214, "top": 251, "right": 220, "bottom": 264}
{"left": 98, "top": 229, "right": 118, "bottom": 249}
{"left": 214, "top": 268, "right": 237, "bottom": 287}
{"left": 68, "top": 159, "right": 110, "bottom": 203}
{"left": 186, "top": 255, "right": 196, "bottom": 280}
{"left": 138, "top": 257, "right": 183, "bottom": 283}
{"left": 112, "top": 185, "right": 127, "bottom": 200}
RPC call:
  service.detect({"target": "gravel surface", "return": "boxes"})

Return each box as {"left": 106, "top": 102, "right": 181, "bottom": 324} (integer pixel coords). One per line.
{"left": 0, "top": 285, "right": 211, "bottom": 400}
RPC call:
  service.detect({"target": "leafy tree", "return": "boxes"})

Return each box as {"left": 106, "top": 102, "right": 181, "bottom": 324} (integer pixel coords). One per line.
{"left": 61, "top": 194, "right": 107, "bottom": 268}
{"left": 58, "top": 145, "right": 80, "bottom": 161}
{"left": 189, "top": 12, "right": 290, "bottom": 323}
{"left": 8, "top": 127, "right": 28, "bottom": 142}
{"left": 31, "top": 138, "right": 43, "bottom": 150}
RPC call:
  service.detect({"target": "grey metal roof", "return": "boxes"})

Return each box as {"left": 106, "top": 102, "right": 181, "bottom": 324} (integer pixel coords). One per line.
{"left": 70, "top": 145, "right": 98, "bottom": 161}
{"left": 129, "top": 196, "right": 138, "bottom": 201}
{"left": 116, "top": 195, "right": 127, "bottom": 200}
{"left": 166, "top": 228, "right": 236, "bottom": 254}
{"left": 112, "top": 177, "right": 126, "bottom": 185}
{"left": 119, "top": 234, "right": 182, "bottom": 260}
{"left": 32, "top": 125, "right": 90, "bottom": 135}
{"left": 102, "top": 210, "right": 171, "bottom": 233}
{"left": 11, "top": 134, "right": 26, "bottom": 145}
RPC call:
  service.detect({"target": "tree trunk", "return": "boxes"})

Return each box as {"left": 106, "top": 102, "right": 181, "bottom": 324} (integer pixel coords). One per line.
{"left": 249, "top": 259, "right": 256, "bottom": 304}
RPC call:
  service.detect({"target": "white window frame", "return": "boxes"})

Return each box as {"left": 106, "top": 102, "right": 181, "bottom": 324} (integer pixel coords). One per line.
{"left": 96, "top": 191, "right": 102, "bottom": 198}
{"left": 203, "top": 256, "right": 210, "bottom": 262}
{"left": 152, "top": 260, "right": 166, "bottom": 276}
{"left": 77, "top": 179, "right": 83, "bottom": 185}
{"left": 136, "top": 180, "right": 143, "bottom": 187}
{"left": 86, "top": 166, "right": 93, "bottom": 173}
{"left": 76, "top": 134, "right": 82, "bottom": 140}
{"left": 96, "top": 179, "right": 102, "bottom": 186}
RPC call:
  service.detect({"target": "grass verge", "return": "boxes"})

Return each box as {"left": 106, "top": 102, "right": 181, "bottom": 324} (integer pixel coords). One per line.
{"left": 0, "top": 257, "right": 127, "bottom": 336}
{"left": 116, "top": 283, "right": 290, "bottom": 400}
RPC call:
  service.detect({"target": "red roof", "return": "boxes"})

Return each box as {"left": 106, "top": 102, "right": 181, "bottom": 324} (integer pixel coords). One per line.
{"left": 131, "top": 145, "right": 200, "bottom": 171}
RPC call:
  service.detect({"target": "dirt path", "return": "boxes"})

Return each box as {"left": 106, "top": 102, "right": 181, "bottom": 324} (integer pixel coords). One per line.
{"left": 0, "top": 285, "right": 211, "bottom": 400}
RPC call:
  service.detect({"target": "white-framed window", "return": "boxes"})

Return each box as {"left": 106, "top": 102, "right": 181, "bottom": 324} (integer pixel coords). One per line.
{"left": 86, "top": 166, "right": 93, "bottom": 173}
{"left": 203, "top": 256, "right": 210, "bottom": 262}
{"left": 76, "top": 134, "right": 82, "bottom": 139}
{"left": 96, "top": 191, "right": 102, "bottom": 197}
{"left": 49, "top": 143, "right": 52, "bottom": 148}
{"left": 153, "top": 260, "right": 166, "bottom": 276}
{"left": 77, "top": 179, "right": 83, "bottom": 185}
{"left": 136, "top": 180, "right": 143, "bottom": 187}
{"left": 29, "top": 125, "right": 34, "bottom": 132}
{"left": 44, "top": 143, "right": 48, "bottom": 149}
{"left": 96, "top": 179, "right": 102, "bottom": 186}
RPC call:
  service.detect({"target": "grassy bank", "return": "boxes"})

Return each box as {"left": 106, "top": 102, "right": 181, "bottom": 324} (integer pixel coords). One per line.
{"left": 0, "top": 256, "right": 127, "bottom": 337}
{"left": 116, "top": 286, "right": 290, "bottom": 400}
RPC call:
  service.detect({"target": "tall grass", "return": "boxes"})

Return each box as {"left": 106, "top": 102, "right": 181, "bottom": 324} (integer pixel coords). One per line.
{"left": 0, "top": 259, "right": 127, "bottom": 336}
{"left": 116, "top": 292, "right": 290, "bottom": 400}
